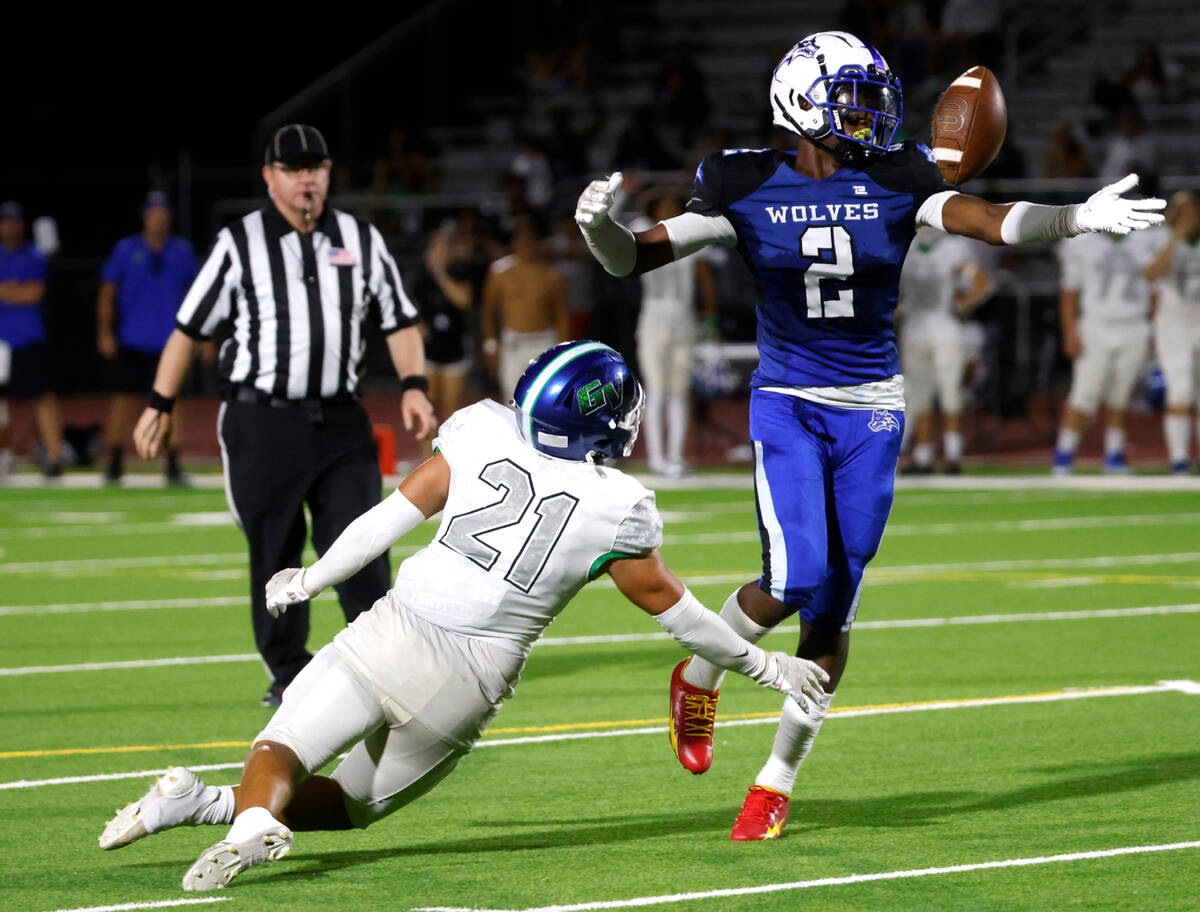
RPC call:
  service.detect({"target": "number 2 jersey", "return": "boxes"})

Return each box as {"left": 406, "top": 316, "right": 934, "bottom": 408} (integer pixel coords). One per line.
{"left": 684, "top": 143, "right": 949, "bottom": 390}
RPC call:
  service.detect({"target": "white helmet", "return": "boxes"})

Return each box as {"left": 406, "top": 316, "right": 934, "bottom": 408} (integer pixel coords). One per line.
{"left": 770, "top": 31, "right": 902, "bottom": 162}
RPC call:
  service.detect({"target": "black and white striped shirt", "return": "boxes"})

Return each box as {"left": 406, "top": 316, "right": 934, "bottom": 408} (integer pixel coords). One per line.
{"left": 175, "top": 205, "right": 418, "bottom": 399}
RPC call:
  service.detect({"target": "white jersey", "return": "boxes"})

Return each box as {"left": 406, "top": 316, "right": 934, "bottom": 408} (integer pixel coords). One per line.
{"left": 1147, "top": 227, "right": 1200, "bottom": 321}
{"left": 630, "top": 215, "right": 705, "bottom": 321}
{"left": 898, "top": 228, "right": 980, "bottom": 320}
{"left": 394, "top": 400, "right": 661, "bottom": 652}
{"left": 1058, "top": 232, "right": 1156, "bottom": 324}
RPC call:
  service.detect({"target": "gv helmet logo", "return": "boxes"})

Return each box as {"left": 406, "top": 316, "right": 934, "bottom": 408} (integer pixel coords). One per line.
{"left": 577, "top": 378, "right": 622, "bottom": 415}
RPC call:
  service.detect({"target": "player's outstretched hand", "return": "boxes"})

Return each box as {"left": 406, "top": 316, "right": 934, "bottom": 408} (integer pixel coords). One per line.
{"left": 132, "top": 407, "right": 172, "bottom": 460}
{"left": 265, "top": 568, "right": 312, "bottom": 618}
{"left": 1076, "top": 174, "right": 1166, "bottom": 235}
{"left": 575, "top": 172, "right": 624, "bottom": 229}
{"left": 760, "top": 651, "right": 830, "bottom": 705}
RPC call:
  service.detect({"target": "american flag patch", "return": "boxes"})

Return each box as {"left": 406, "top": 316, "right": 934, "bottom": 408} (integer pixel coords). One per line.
{"left": 328, "top": 247, "right": 355, "bottom": 266}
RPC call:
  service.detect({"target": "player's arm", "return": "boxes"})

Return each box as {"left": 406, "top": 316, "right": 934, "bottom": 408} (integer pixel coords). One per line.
{"left": 264, "top": 453, "right": 451, "bottom": 616}
{"left": 605, "top": 551, "right": 829, "bottom": 701}
{"left": 931, "top": 174, "right": 1165, "bottom": 246}
{"left": 96, "top": 281, "right": 119, "bottom": 359}
{"left": 954, "top": 263, "right": 995, "bottom": 316}
{"left": 575, "top": 172, "right": 737, "bottom": 277}
{"left": 0, "top": 278, "right": 45, "bottom": 304}
{"left": 1059, "top": 288, "right": 1082, "bottom": 360}
{"left": 480, "top": 270, "right": 500, "bottom": 370}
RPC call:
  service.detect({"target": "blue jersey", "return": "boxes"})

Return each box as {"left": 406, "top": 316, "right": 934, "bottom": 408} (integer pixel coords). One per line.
{"left": 0, "top": 242, "right": 48, "bottom": 349}
{"left": 686, "top": 143, "right": 947, "bottom": 387}
{"left": 100, "top": 234, "right": 199, "bottom": 353}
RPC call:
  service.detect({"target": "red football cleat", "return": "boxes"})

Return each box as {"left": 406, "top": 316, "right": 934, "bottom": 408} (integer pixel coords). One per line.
{"left": 669, "top": 657, "right": 720, "bottom": 774}
{"left": 730, "top": 785, "right": 790, "bottom": 841}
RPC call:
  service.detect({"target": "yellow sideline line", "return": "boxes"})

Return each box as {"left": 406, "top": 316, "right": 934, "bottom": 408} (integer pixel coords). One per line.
{"left": 0, "top": 687, "right": 1119, "bottom": 760}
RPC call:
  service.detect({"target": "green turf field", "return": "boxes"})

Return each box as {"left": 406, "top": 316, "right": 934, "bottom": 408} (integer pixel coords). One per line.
{"left": 1, "top": 478, "right": 1198, "bottom": 912}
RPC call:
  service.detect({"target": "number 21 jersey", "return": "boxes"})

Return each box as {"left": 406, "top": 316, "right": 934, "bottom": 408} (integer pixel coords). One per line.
{"left": 687, "top": 143, "right": 948, "bottom": 388}
{"left": 395, "top": 399, "right": 661, "bottom": 653}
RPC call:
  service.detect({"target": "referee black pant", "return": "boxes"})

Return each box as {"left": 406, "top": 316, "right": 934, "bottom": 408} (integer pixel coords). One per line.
{"left": 218, "top": 395, "right": 390, "bottom": 688}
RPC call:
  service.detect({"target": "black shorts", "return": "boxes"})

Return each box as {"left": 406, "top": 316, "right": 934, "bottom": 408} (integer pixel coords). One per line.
{"left": 104, "top": 348, "right": 160, "bottom": 394}
{"left": 0, "top": 344, "right": 49, "bottom": 400}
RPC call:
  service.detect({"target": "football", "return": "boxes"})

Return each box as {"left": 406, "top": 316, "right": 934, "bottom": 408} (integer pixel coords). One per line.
{"left": 930, "top": 65, "right": 1008, "bottom": 185}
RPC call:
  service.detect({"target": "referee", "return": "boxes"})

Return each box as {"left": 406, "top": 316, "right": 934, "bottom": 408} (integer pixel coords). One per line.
{"left": 133, "top": 124, "right": 435, "bottom": 706}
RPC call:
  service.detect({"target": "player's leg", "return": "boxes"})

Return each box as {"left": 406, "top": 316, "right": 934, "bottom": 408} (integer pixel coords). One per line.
{"left": 1054, "top": 324, "right": 1104, "bottom": 474}
{"left": 673, "top": 391, "right": 827, "bottom": 773}
{"left": 219, "top": 402, "right": 314, "bottom": 700}
{"left": 637, "top": 317, "right": 669, "bottom": 474}
{"left": 664, "top": 333, "right": 693, "bottom": 476}
{"left": 307, "top": 402, "right": 390, "bottom": 626}
{"left": 1101, "top": 323, "right": 1150, "bottom": 473}
{"left": 181, "top": 645, "right": 388, "bottom": 891}
{"left": 733, "top": 402, "right": 902, "bottom": 840}
{"left": 902, "top": 335, "right": 936, "bottom": 473}
{"left": 934, "top": 324, "right": 966, "bottom": 472}
{"left": 1157, "top": 320, "right": 1194, "bottom": 472}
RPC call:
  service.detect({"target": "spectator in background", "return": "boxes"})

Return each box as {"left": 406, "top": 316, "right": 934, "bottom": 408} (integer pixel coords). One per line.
{"left": 496, "top": 173, "right": 549, "bottom": 240}
{"left": 415, "top": 231, "right": 474, "bottom": 453}
{"left": 371, "top": 127, "right": 436, "bottom": 196}
{"left": 628, "top": 189, "right": 718, "bottom": 477}
{"left": 0, "top": 201, "right": 64, "bottom": 477}
{"left": 510, "top": 138, "right": 555, "bottom": 210}
{"left": 613, "top": 107, "right": 679, "bottom": 173}
{"left": 1125, "top": 45, "right": 1177, "bottom": 107}
{"left": 1041, "top": 124, "right": 1092, "bottom": 179}
{"left": 481, "top": 217, "right": 568, "bottom": 401}
{"left": 548, "top": 210, "right": 598, "bottom": 340}
{"left": 655, "top": 45, "right": 710, "bottom": 149}
{"left": 97, "top": 192, "right": 200, "bottom": 484}
{"left": 1099, "top": 107, "right": 1158, "bottom": 185}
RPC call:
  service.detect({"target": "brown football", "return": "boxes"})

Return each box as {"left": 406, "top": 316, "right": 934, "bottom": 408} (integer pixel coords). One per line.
{"left": 930, "top": 65, "right": 1008, "bottom": 185}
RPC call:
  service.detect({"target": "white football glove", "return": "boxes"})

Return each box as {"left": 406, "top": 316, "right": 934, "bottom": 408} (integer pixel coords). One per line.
{"left": 574, "top": 172, "right": 624, "bottom": 229}
{"left": 755, "top": 651, "right": 830, "bottom": 707}
{"left": 265, "top": 568, "right": 313, "bottom": 618}
{"left": 1075, "top": 173, "right": 1166, "bottom": 235}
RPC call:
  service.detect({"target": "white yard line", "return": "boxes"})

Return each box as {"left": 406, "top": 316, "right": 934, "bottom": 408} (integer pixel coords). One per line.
{"left": 4, "top": 681, "right": 1195, "bottom": 791}
{"left": 42, "top": 899, "right": 231, "bottom": 912}
{"left": 0, "top": 597, "right": 246, "bottom": 617}
{"left": 3, "top": 604, "right": 1199, "bottom": 674}
{"left": 412, "top": 841, "right": 1200, "bottom": 912}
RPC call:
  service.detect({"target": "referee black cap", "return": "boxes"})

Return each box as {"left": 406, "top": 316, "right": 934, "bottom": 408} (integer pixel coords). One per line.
{"left": 264, "top": 124, "right": 331, "bottom": 167}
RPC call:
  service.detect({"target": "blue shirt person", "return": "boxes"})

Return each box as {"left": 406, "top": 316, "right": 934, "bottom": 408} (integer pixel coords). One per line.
{"left": 97, "top": 192, "right": 199, "bottom": 484}
{"left": 0, "top": 200, "right": 64, "bottom": 475}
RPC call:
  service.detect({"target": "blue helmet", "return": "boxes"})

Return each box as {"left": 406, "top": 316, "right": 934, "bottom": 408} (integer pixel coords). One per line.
{"left": 513, "top": 341, "right": 644, "bottom": 463}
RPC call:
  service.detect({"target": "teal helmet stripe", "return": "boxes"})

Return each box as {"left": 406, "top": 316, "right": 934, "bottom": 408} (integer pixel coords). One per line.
{"left": 519, "top": 341, "right": 613, "bottom": 443}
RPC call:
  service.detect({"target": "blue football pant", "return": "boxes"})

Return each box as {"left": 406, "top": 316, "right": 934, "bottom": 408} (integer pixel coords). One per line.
{"left": 750, "top": 390, "right": 903, "bottom": 633}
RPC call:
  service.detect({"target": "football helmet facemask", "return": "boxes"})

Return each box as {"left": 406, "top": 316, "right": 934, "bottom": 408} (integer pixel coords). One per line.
{"left": 770, "top": 31, "right": 902, "bottom": 165}
{"left": 513, "top": 341, "right": 644, "bottom": 463}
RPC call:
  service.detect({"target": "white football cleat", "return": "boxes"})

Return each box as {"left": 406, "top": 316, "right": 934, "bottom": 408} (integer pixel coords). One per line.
{"left": 182, "top": 825, "right": 293, "bottom": 891}
{"left": 100, "top": 766, "right": 206, "bottom": 850}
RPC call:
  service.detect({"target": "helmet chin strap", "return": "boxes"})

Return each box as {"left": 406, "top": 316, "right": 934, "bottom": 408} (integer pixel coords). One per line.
{"left": 796, "top": 130, "right": 868, "bottom": 168}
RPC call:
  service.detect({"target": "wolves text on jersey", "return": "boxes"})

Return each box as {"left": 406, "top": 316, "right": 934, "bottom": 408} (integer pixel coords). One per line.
{"left": 764, "top": 202, "right": 881, "bottom": 224}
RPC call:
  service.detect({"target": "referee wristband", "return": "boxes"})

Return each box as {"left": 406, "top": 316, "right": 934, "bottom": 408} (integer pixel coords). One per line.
{"left": 400, "top": 375, "right": 430, "bottom": 394}
{"left": 148, "top": 391, "right": 176, "bottom": 414}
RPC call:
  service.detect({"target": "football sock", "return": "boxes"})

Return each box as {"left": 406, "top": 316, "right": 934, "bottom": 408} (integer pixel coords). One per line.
{"left": 166, "top": 447, "right": 181, "bottom": 475}
{"left": 1104, "top": 427, "right": 1125, "bottom": 458}
{"left": 226, "top": 805, "right": 286, "bottom": 843}
{"left": 197, "top": 785, "right": 236, "bottom": 826}
{"left": 913, "top": 442, "right": 934, "bottom": 468}
{"left": 754, "top": 689, "right": 835, "bottom": 796}
{"left": 666, "top": 394, "right": 688, "bottom": 466}
{"left": 1056, "top": 427, "right": 1081, "bottom": 455}
{"left": 1164, "top": 414, "right": 1189, "bottom": 464}
{"left": 643, "top": 391, "right": 665, "bottom": 469}
{"left": 107, "top": 446, "right": 124, "bottom": 477}
{"left": 681, "top": 590, "right": 771, "bottom": 691}
{"left": 944, "top": 430, "right": 963, "bottom": 463}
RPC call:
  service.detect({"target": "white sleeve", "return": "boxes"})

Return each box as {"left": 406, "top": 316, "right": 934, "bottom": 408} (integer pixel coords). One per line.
{"left": 612, "top": 492, "right": 663, "bottom": 556}
{"left": 1059, "top": 239, "right": 1083, "bottom": 291}
{"left": 661, "top": 211, "right": 739, "bottom": 260}
{"left": 915, "top": 190, "right": 961, "bottom": 232}
{"left": 653, "top": 589, "right": 768, "bottom": 679}
{"left": 175, "top": 230, "right": 238, "bottom": 339}
{"left": 303, "top": 489, "right": 426, "bottom": 594}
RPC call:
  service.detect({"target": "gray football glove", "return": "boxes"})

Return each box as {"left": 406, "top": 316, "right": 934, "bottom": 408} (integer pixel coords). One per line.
{"left": 265, "top": 568, "right": 313, "bottom": 618}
